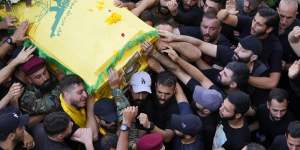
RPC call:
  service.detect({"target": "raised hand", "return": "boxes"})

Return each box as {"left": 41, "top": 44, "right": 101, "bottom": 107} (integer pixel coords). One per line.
{"left": 7, "top": 83, "right": 24, "bottom": 100}
{"left": 225, "top": 0, "right": 238, "bottom": 15}
{"left": 161, "top": 47, "right": 179, "bottom": 62}
{"left": 122, "top": 106, "right": 138, "bottom": 127}
{"left": 11, "top": 21, "right": 29, "bottom": 45}
{"left": 108, "top": 68, "right": 122, "bottom": 89}
{"left": 71, "top": 128, "right": 94, "bottom": 149}
{"left": 167, "top": 0, "right": 178, "bottom": 15}
{"left": 288, "top": 60, "right": 300, "bottom": 79}
{"left": 137, "top": 113, "right": 151, "bottom": 129}
{"left": 113, "top": 0, "right": 125, "bottom": 8}
{"left": 289, "top": 26, "right": 300, "bottom": 43}
{"left": 158, "top": 30, "right": 177, "bottom": 42}
{"left": 0, "top": 16, "right": 17, "bottom": 29}
{"left": 141, "top": 41, "right": 154, "bottom": 56}
{"left": 13, "top": 46, "right": 36, "bottom": 65}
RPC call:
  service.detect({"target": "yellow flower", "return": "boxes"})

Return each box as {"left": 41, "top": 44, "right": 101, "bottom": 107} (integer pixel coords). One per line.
{"left": 97, "top": 0, "right": 104, "bottom": 10}
{"left": 105, "top": 12, "right": 122, "bottom": 25}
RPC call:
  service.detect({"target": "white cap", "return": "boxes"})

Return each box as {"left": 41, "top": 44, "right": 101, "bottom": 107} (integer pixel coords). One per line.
{"left": 129, "top": 72, "right": 152, "bottom": 93}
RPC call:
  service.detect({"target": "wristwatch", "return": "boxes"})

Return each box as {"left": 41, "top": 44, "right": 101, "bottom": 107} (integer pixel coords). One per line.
{"left": 4, "top": 37, "right": 15, "bottom": 46}
{"left": 120, "top": 124, "right": 130, "bottom": 132}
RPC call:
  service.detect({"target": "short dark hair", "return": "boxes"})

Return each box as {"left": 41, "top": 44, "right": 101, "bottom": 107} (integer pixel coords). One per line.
{"left": 43, "top": 112, "right": 71, "bottom": 136}
{"left": 227, "top": 90, "right": 251, "bottom": 115}
{"left": 203, "top": 11, "right": 218, "bottom": 18}
{"left": 268, "top": 88, "right": 289, "bottom": 103}
{"left": 59, "top": 74, "right": 84, "bottom": 92}
{"left": 257, "top": 7, "right": 279, "bottom": 30}
{"left": 226, "top": 62, "right": 250, "bottom": 89}
{"left": 287, "top": 121, "right": 300, "bottom": 138}
{"left": 209, "top": 0, "right": 226, "bottom": 8}
{"left": 156, "top": 71, "right": 177, "bottom": 87}
{"left": 246, "top": 143, "right": 266, "bottom": 150}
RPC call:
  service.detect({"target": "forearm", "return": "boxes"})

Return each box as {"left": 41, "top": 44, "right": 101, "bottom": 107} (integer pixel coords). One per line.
{"left": 116, "top": 131, "right": 129, "bottom": 150}
{"left": 84, "top": 142, "right": 94, "bottom": 150}
{"left": 0, "top": 42, "right": 13, "bottom": 59}
{"left": 0, "top": 60, "right": 18, "bottom": 84}
{"left": 112, "top": 88, "right": 130, "bottom": 121}
{"left": 175, "top": 35, "right": 203, "bottom": 46}
{"left": 176, "top": 57, "right": 213, "bottom": 88}
{"left": 217, "top": 9, "right": 238, "bottom": 27}
{"left": 152, "top": 126, "right": 174, "bottom": 142}
{"left": 0, "top": 94, "right": 12, "bottom": 110}
{"left": 86, "top": 98, "right": 98, "bottom": 141}
{"left": 249, "top": 73, "right": 280, "bottom": 89}
{"left": 151, "top": 51, "right": 191, "bottom": 84}
{"left": 27, "top": 115, "right": 45, "bottom": 127}
{"left": 169, "top": 42, "right": 201, "bottom": 62}
{"left": 131, "top": 0, "right": 156, "bottom": 16}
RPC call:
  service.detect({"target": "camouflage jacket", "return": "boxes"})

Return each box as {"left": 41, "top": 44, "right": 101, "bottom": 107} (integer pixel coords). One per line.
{"left": 20, "top": 84, "right": 61, "bottom": 115}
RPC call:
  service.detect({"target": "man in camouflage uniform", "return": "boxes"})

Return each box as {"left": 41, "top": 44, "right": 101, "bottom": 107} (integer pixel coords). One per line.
{"left": 20, "top": 56, "right": 60, "bottom": 118}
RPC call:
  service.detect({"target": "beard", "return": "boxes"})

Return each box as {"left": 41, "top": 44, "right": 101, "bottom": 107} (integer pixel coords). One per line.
{"left": 220, "top": 114, "right": 235, "bottom": 121}
{"left": 37, "top": 79, "right": 56, "bottom": 94}
{"left": 203, "top": 34, "right": 217, "bottom": 43}
{"left": 251, "top": 28, "right": 268, "bottom": 37}
{"left": 232, "top": 53, "right": 251, "bottom": 63}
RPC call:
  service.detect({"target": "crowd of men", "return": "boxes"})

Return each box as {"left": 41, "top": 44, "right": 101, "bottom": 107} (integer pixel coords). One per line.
{"left": 0, "top": 0, "right": 300, "bottom": 149}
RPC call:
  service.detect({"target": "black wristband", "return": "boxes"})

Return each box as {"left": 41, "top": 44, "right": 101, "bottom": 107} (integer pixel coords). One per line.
{"left": 145, "top": 122, "right": 155, "bottom": 132}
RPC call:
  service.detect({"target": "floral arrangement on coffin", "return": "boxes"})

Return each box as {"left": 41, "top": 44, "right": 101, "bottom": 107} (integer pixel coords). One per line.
{"left": 0, "top": 0, "right": 31, "bottom": 11}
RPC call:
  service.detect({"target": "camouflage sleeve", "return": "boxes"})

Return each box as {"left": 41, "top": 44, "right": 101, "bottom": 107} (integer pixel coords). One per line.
{"left": 20, "top": 88, "right": 60, "bottom": 115}
{"left": 112, "top": 88, "right": 130, "bottom": 121}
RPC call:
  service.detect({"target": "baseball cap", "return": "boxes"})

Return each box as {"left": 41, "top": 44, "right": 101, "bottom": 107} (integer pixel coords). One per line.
{"left": 239, "top": 35, "right": 262, "bottom": 56}
{"left": 20, "top": 56, "right": 45, "bottom": 75}
{"left": 137, "top": 133, "right": 164, "bottom": 150}
{"left": 193, "top": 85, "right": 223, "bottom": 112}
{"left": 0, "top": 112, "right": 29, "bottom": 139}
{"left": 94, "top": 98, "right": 118, "bottom": 123}
{"left": 129, "top": 72, "right": 152, "bottom": 93}
{"left": 171, "top": 114, "right": 202, "bottom": 136}
{"left": 227, "top": 90, "right": 251, "bottom": 115}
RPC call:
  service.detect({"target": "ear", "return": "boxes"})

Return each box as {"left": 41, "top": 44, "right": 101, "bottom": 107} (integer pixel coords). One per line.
{"left": 250, "top": 54, "right": 258, "bottom": 62}
{"left": 7, "top": 133, "right": 16, "bottom": 141}
{"left": 229, "top": 82, "right": 237, "bottom": 89}
{"left": 235, "top": 113, "right": 242, "bottom": 119}
{"left": 56, "top": 133, "right": 65, "bottom": 141}
{"left": 266, "top": 27, "right": 273, "bottom": 34}
{"left": 203, "top": 109, "right": 211, "bottom": 115}
{"left": 267, "top": 101, "right": 271, "bottom": 109}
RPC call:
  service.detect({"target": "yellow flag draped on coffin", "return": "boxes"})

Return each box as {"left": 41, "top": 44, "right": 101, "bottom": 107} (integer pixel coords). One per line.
{"left": 0, "top": 0, "right": 158, "bottom": 96}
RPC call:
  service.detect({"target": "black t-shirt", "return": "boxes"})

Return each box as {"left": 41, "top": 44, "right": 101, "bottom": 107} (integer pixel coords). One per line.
{"left": 171, "top": 136, "right": 204, "bottom": 150}
{"left": 221, "top": 120, "right": 251, "bottom": 150}
{"left": 279, "top": 19, "right": 300, "bottom": 63}
{"left": 139, "top": 94, "right": 179, "bottom": 129}
{"left": 260, "top": 34, "right": 283, "bottom": 73}
{"left": 236, "top": 15, "right": 252, "bottom": 38}
{"left": 174, "top": 3, "right": 202, "bottom": 26}
{"left": 216, "top": 45, "right": 234, "bottom": 66}
{"left": 247, "top": 61, "right": 270, "bottom": 107}
{"left": 32, "top": 124, "right": 72, "bottom": 150}
{"left": 269, "top": 135, "right": 289, "bottom": 150}
{"left": 236, "top": 15, "right": 283, "bottom": 73}
{"left": 257, "top": 104, "right": 296, "bottom": 144}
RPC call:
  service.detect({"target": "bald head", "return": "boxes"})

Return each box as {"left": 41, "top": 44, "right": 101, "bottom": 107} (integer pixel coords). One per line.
{"left": 278, "top": 0, "right": 298, "bottom": 32}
